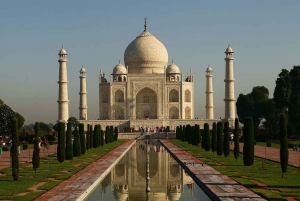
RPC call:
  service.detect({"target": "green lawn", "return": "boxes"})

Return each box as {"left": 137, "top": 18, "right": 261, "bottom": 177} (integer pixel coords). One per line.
{"left": 171, "top": 140, "right": 300, "bottom": 201}
{"left": 0, "top": 140, "right": 126, "bottom": 201}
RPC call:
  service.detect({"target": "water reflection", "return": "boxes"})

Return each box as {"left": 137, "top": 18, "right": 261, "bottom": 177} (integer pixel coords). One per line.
{"left": 86, "top": 140, "right": 211, "bottom": 201}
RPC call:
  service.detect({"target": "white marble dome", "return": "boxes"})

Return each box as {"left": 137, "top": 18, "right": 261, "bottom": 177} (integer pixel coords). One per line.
{"left": 113, "top": 62, "right": 127, "bottom": 74}
{"left": 58, "top": 47, "right": 67, "bottom": 55}
{"left": 166, "top": 62, "right": 180, "bottom": 74}
{"left": 225, "top": 46, "right": 233, "bottom": 53}
{"left": 124, "top": 29, "right": 168, "bottom": 74}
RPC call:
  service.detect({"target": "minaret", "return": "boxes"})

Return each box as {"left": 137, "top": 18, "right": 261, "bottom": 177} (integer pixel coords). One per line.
{"left": 205, "top": 66, "right": 214, "bottom": 119}
{"left": 79, "top": 66, "right": 88, "bottom": 120}
{"left": 224, "top": 45, "right": 236, "bottom": 119}
{"left": 57, "top": 46, "right": 69, "bottom": 122}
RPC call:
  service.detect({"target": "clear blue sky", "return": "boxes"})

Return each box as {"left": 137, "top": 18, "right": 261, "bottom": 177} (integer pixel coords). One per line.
{"left": 1, "top": 1, "right": 299, "bottom": 124}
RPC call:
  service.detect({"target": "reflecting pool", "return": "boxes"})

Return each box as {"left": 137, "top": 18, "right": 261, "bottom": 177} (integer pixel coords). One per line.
{"left": 86, "top": 140, "right": 211, "bottom": 201}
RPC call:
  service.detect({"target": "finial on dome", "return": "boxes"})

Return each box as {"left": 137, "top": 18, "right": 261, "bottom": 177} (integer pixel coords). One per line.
{"left": 144, "top": 17, "right": 147, "bottom": 31}
{"left": 119, "top": 59, "right": 120, "bottom": 64}
{"left": 228, "top": 44, "right": 230, "bottom": 47}
{"left": 62, "top": 45, "right": 64, "bottom": 49}
{"left": 172, "top": 59, "right": 174, "bottom": 63}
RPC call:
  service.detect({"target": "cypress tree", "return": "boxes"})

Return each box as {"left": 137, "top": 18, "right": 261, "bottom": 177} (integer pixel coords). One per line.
{"left": 114, "top": 127, "right": 119, "bottom": 141}
{"left": 73, "top": 127, "right": 81, "bottom": 157}
{"left": 201, "top": 130, "right": 205, "bottom": 149}
{"left": 86, "top": 124, "right": 90, "bottom": 150}
{"left": 194, "top": 124, "right": 201, "bottom": 147}
{"left": 211, "top": 122, "right": 217, "bottom": 153}
{"left": 233, "top": 118, "right": 240, "bottom": 160}
{"left": 204, "top": 123, "right": 211, "bottom": 151}
{"left": 243, "top": 117, "right": 254, "bottom": 166}
{"left": 79, "top": 123, "right": 86, "bottom": 154}
{"left": 179, "top": 125, "right": 183, "bottom": 141}
{"left": 11, "top": 117, "right": 19, "bottom": 180}
{"left": 57, "top": 122, "right": 66, "bottom": 163}
{"left": 100, "top": 130, "right": 104, "bottom": 146}
{"left": 93, "top": 125, "right": 98, "bottom": 148}
{"left": 105, "top": 126, "right": 109, "bottom": 144}
{"left": 65, "top": 121, "right": 73, "bottom": 160}
{"left": 223, "top": 121, "right": 230, "bottom": 157}
{"left": 110, "top": 126, "right": 114, "bottom": 142}
{"left": 217, "top": 122, "right": 223, "bottom": 156}
{"left": 32, "top": 122, "right": 40, "bottom": 172}
{"left": 89, "top": 125, "right": 93, "bottom": 149}
{"left": 186, "top": 125, "right": 191, "bottom": 144}
{"left": 182, "top": 125, "right": 186, "bottom": 142}
{"left": 279, "top": 114, "right": 289, "bottom": 177}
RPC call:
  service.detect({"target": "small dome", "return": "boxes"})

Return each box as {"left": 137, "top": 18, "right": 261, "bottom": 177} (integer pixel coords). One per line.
{"left": 225, "top": 46, "right": 233, "bottom": 53}
{"left": 113, "top": 62, "right": 127, "bottom": 74}
{"left": 58, "top": 47, "right": 67, "bottom": 55}
{"left": 206, "top": 66, "right": 212, "bottom": 73}
{"left": 80, "top": 66, "right": 86, "bottom": 73}
{"left": 166, "top": 62, "right": 180, "bottom": 74}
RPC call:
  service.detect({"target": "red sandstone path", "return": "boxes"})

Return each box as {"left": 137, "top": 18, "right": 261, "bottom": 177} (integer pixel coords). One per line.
{"left": 230, "top": 143, "right": 300, "bottom": 167}
{"left": 0, "top": 142, "right": 299, "bottom": 171}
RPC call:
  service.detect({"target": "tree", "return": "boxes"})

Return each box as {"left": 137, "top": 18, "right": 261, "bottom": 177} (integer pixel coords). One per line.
{"left": 15, "top": 112, "right": 25, "bottom": 131}
{"left": 68, "top": 116, "right": 79, "bottom": 130}
{"left": 243, "top": 117, "right": 254, "bottom": 166}
{"left": 89, "top": 125, "right": 93, "bottom": 148}
{"left": 211, "top": 122, "right": 217, "bottom": 153}
{"left": 105, "top": 126, "right": 109, "bottom": 144}
{"left": 32, "top": 122, "right": 40, "bottom": 172}
{"left": 93, "top": 125, "right": 99, "bottom": 148}
{"left": 0, "top": 98, "right": 4, "bottom": 105}
{"left": 73, "top": 127, "right": 81, "bottom": 157}
{"left": 114, "top": 127, "right": 119, "bottom": 141}
{"left": 233, "top": 118, "right": 240, "bottom": 161}
{"left": 11, "top": 117, "right": 19, "bottom": 180}
{"left": 39, "top": 122, "right": 52, "bottom": 136}
{"left": 65, "top": 121, "right": 73, "bottom": 160}
{"left": 79, "top": 123, "right": 86, "bottom": 154}
{"left": 86, "top": 124, "right": 90, "bottom": 150}
{"left": 273, "top": 69, "right": 291, "bottom": 111}
{"left": 289, "top": 66, "right": 300, "bottom": 135}
{"left": 53, "top": 123, "right": 59, "bottom": 133}
{"left": 57, "top": 122, "right": 66, "bottom": 163}
{"left": 0, "top": 104, "right": 15, "bottom": 138}
{"left": 203, "top": 123, "right": 210, "bottom": 151}
{"left": 223, "top": 121, "right": 230, "bottom": 158}
{"left": 100, "top": 130, "right": 104, "bottom": 146}
{"left": 194, "top": 124, "right": 201, "bottom": 147}
{"left": 279, "top": 114, "right": 289, "bottom": 177}
{"left": 216, "top": 122, "right": 223, "bottom": 156}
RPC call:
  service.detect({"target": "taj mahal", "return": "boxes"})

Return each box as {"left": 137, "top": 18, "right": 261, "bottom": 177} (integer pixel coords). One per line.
{"left": 57, "top": 19, "right": 236, "bottom": 131}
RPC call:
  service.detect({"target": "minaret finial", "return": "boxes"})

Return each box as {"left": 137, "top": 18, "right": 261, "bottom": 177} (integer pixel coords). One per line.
{"left": 144, "top": 17, "right": 147, "bottom": 31}
{"left": 119, "top": 59, "right": 120, "bottom": 64}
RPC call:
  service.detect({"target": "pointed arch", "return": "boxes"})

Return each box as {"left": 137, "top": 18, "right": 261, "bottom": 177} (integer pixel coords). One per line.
{"left": 169, "top": 89, "right": 179, "bottom": 102}
{"left": 115, "top": 90, "right": 124, "bottom": 102}
{"left": 185, "top": 106, "right": 191, "bottom": 119}
{"left": 185, "top": 89, "right": 191, "bottom": 102}
{"left": 136, "top": 87, "right": 157, "bottom": 119}
{"left": 115, "top": 107, "right": 124, "bottom": 119}
{"left": 169, "top": 106, "right": 179, "bottom": 119}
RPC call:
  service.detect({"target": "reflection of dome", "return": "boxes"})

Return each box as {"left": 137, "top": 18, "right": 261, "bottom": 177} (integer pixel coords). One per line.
{"left": 167, "top": 192, "right": 182, "bottom": 201}
{"left": 166, "top": 62, "right": 180, "bottom": 74}
{"left": 58, "top": 47, "right": 67, "bottom": 55}
{"left": 113, "top": 184, "right": 128, "bottom": 201}
{"left": 124, "top": 26, "right": 168, "bottom": 74}
{"left": 113, "top": 62, "right": 127, "bottom": 74}
{"left": 225, "top": 46, "right": 233, "bottom": 53}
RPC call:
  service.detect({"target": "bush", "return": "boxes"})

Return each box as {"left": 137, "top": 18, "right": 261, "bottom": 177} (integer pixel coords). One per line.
{"left": 288, "top": 143, "right": 294, "bottom": 148}
{"left": 22, "top": 144, "right": 28, "bottom": 150}
{"left": 45, "top": 134, "right": 56, "bottom": 142}
{"left": 266, "top": 142, "right": 272, "bottom": 147}
{"left": 2, "top": 146, "right": 9, "bottom": 151}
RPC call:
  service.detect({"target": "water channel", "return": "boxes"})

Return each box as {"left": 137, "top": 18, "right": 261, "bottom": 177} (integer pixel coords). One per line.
{"left": 86, "top": 140, "right": 211, "bottom": 201}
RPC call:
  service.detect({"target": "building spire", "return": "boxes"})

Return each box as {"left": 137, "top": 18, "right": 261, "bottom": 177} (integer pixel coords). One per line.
{"left": 144, "top": 17, "right": 147, "bottom": 31}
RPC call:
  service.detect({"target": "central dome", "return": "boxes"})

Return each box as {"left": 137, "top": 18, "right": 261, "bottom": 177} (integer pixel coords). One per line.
{"left": 124, "top": 27, "right": 168, "bottom": 74}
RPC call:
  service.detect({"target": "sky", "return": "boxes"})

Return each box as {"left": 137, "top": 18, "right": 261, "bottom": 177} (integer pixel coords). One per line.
{"left": 1, "top": 1, "right": 300, "bottom": 125}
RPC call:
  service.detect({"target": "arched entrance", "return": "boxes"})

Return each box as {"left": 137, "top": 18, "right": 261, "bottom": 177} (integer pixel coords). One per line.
{"left": 169, "top": 106, "right": 179, "bottom": 119}
{"left": 136, "top": 87, "right": 157, "bottom": 119}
